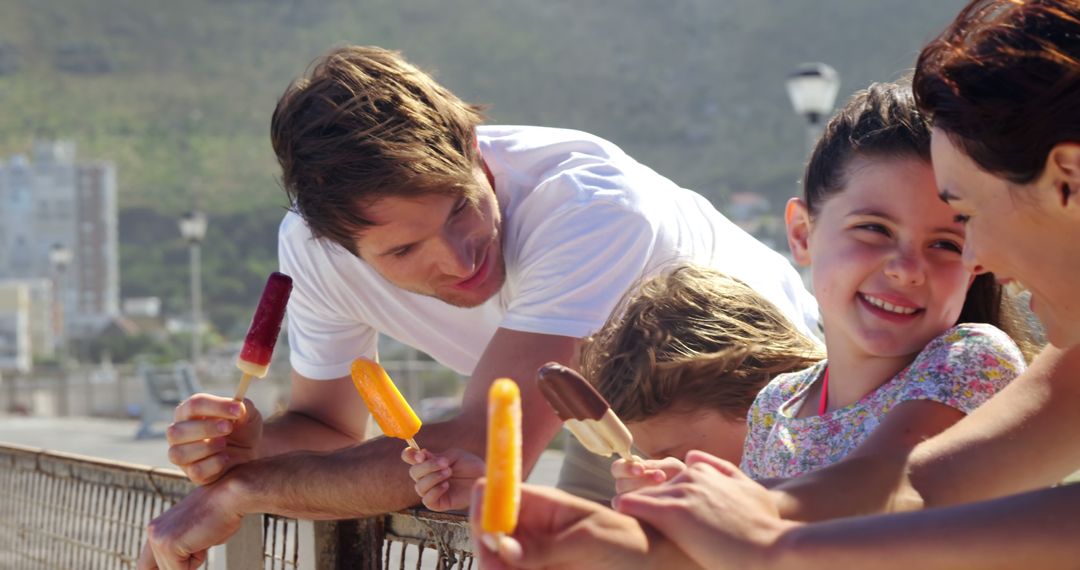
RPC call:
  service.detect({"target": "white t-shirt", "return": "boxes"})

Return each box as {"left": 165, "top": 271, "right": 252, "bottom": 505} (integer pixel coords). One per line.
{"left": 280, "top": 126, "right": 820, "bottom": 380}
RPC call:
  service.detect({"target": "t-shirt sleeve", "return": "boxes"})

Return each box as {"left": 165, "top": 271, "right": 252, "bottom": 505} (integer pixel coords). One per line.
{"left": 278, "top": 218, "right": 378, "bottom": 380}
{"left": 500, "top": 183, "right": 662, "bottom": 338}
{"left": 895, "top": 323, "right": 1025, "bottom": 414}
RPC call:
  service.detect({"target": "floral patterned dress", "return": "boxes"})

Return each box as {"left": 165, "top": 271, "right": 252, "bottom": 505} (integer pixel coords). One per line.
{"left": 740, "top": 323, "right": 1025, "bottom": 480}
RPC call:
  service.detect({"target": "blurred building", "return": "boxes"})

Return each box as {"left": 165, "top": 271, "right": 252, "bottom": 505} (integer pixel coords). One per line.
{"left": 0, "top": 282, "right": 31, "bottom": 373}
{"left": 0, "top": 141, "right": 119, "bottom": 341}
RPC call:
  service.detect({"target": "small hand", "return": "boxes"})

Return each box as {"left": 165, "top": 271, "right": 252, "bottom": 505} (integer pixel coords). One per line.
{"left": 612, "top": 456, "right": 687, "bottom": 496}
{"left": 401, "top": 447, "right": 485, "bottom": 511}
{"left": 614, "top": 450, "right": 795, "bottom": 570}
{"left": 167, "top": 394, "right": 263, "bottom": 485}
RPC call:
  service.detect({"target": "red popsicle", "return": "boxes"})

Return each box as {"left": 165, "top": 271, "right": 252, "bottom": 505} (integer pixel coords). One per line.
{"left": 234, "top": 271, "right": 293, "bottom": 400}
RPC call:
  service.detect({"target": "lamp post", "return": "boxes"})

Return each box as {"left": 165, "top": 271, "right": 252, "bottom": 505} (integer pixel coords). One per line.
{"left": 179, "top": 210, "right": 207, "bottom": 368}
{"left": 785, "top": 62, "right": 841, "bottom": 156}
{"left": 49, "top": 242, "right": 72, "bottom": 416}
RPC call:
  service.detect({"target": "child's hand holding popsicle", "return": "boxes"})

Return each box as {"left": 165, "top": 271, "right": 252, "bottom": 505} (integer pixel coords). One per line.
{"left": 401, "top": 447, "right": 486, "bottom": 512}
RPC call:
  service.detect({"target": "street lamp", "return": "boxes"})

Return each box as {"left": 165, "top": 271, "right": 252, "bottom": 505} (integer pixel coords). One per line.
{"left": 178, "top": 210, "right": 207, "bottom": 368}
{"left": 785, "top": 62, "right": 841, "bottom": 155}
{"left": 49, "top": 242, "right": 72, "bottom": 416}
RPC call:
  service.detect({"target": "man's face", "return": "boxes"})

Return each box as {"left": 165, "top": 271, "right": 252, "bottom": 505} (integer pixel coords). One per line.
{"left": 353, "top": 170, "right": 505, "bottom": 308}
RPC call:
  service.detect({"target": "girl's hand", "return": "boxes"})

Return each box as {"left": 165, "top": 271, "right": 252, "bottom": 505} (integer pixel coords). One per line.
{"left": 614, "top": 450, "right": 795, "bottom": 570}
{"left": 401, "top": 447, "right": 485, "bottom": 511}
{"left": 611, "top": 456, "right": 687, "bottom": 496}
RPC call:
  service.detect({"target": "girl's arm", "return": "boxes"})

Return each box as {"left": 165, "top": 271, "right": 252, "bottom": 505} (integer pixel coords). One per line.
{"left": 771, "top": 400, "right": 963, "bottom": 521}
{"left": 772, "top": 344, "right": 1080, "bottom": 521}
{"left": 620, "top": 450, "right": 1080, "bottom": 570}
{"left": 772, "top": 483, "right": 1080, "bottom": 570}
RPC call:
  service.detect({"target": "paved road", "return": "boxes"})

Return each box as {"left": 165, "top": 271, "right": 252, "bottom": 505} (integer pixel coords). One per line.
{"left": 0, "top": 414, "right": 565, "bottom": 485}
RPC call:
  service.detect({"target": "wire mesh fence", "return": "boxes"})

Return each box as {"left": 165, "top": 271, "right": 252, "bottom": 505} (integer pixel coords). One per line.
{"left": 0, "top": 443, "right": 474, "bottom": 569}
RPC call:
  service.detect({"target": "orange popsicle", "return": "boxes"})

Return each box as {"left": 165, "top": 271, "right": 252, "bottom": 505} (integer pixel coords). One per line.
{"left": 481, "top": 378, "right": 521, "bottom": 541}
{"left": 234, "top": 272, "right": 293, "bottom": 400}
{"left": 350, "top": 358, "right": 422, "bottom": 450}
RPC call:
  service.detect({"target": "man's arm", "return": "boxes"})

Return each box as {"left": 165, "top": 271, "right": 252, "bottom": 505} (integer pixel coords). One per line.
{"left": 256, "top": 371, "right": 371, "bottom": 457}
{"left": 140, "top": 328, "right": 573, "bottom": 568}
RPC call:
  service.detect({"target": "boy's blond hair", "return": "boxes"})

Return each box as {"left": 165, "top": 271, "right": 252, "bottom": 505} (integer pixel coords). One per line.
{"left": 582, "top": 265, "right": 824, "bottom": 423}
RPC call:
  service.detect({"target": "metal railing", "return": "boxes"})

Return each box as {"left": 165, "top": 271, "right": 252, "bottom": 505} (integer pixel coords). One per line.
{"left": 0, "top": 444, "right": 474, "bottom": 569}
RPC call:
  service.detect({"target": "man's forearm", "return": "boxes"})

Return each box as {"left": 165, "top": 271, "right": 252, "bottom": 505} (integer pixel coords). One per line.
{"left": 258, "top": 410, "right": 367, "bottom": 458}
{"left": 222, "top": 414, "right": 491, "bottom": 519}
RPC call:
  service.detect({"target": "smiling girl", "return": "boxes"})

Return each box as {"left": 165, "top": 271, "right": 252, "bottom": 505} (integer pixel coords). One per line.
{"left": 740, "top": 81, "right": 1032, "bottom": 480}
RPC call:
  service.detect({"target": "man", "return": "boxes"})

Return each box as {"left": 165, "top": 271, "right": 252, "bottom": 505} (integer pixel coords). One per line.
{"left": 139, "top": 45, "right": 819, "bottom": 569}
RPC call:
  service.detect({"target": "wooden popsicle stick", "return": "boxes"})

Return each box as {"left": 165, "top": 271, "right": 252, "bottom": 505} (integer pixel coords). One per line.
{"left": 233, "top": 373, "right": 253, "bottom": 401}
{"left": 406, "top": 437, "right": 420, "bottom": 451}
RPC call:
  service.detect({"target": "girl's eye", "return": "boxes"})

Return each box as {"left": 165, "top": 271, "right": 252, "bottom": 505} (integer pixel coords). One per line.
{"left": 856, "top": 223, "right": 890, "bottom": 236}
{"left": 451, "top": 198, "right": 469, "bottom": 216}
{"left": 392, "top": 245, "right": 413, "bottom": 258}
{"left": 932, "top": 240, "right": 963, "bottom": 254}
{"left": 953, "top": 214, "right": 971, "bottom": 224}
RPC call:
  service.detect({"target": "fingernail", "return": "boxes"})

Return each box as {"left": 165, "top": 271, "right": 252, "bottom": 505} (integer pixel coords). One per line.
{"left": 480, "top": 533, "right": 499, "bottom": 552}
{"left": 216, "top": 420, "right": 231, "bottom": 434}
{"left": 228, "top": 404, "right": 243, "bottom": 417}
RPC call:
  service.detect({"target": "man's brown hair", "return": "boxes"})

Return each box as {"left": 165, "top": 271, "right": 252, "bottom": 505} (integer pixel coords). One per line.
{"left": 271, "top": 45, "right": 486, "bottom": 253}
{"left": 581, "top": 265, "right": 824, "bottom": 423}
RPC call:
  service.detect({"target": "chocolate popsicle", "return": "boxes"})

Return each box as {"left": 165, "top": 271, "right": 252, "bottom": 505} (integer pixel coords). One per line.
{"left": 537, "top": 362, "right": 636, "bottom": 460}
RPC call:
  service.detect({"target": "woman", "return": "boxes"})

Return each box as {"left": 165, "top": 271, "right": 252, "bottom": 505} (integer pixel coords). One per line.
{"left": 471, "top": 1, "right": 1080, "bottom": 567}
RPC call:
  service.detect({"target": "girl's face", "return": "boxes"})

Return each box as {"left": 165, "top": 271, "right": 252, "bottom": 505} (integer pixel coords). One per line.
{"left": 931, "top": 129, "right": 1080, "bottom": 348}
{"left": 787, "top": 156, "right": 972, "bottom": 362}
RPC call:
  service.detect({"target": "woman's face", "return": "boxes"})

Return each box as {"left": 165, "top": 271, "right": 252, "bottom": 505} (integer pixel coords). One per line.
{"left": 931, "top": 129, "right": 1080, "bottom": 348}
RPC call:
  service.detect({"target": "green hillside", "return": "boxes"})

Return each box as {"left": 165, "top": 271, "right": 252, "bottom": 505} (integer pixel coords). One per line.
{"left": 0, "top": 0, "right": 965, "bottom": 336}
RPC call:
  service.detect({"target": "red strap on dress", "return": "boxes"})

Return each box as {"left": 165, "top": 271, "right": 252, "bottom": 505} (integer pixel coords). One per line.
{"left": 818, "top": 366, "right": 830, "bottom": 416}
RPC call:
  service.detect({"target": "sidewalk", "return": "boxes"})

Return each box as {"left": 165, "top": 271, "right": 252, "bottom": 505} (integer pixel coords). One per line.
{"left": 0, "top": 414, "right": 565, "bottom": 485}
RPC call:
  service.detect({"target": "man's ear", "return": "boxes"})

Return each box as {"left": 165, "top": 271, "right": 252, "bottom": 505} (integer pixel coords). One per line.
{"left": 1045, "top": 142, "right": 1080, "bottom": 209}
{"left": 785, "top": 198, "right": 813, "bottom": 266}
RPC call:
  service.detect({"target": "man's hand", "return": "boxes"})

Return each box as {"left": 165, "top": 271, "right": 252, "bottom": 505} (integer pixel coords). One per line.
{"left": 402, "top": 447, "right": 485, "bottom": 512}
{"left": 137, "top": 483, "right": 247, "bottom": 570}
{"left": 612, "top": 456, "right": 687, "bottom": 497}
{"left": 615, "top": 450, "right": 795, "bottom": 570}
{"left": 167, "top": 394, "right": 263, "bottom": 485}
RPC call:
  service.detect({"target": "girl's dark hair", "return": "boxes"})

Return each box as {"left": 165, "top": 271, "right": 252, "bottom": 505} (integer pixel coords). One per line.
{"left": 803, "top": 81, "right": 931, "bottom": 217}
{"left": 804, "top": 80, "right": 1039, "bottom": 360}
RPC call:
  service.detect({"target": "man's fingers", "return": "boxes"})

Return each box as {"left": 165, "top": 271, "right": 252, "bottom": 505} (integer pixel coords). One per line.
{"left": 167, "top": 438, "right": 226, "bottom": 468}
{"left": 173, "top": 394, "right": 244, "bottom": 422}
{"left": 166, "top": 418, "right": 233, "bottom": 446}
{"left": 185, "top": 453, "right": 230, "bottom": 486}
